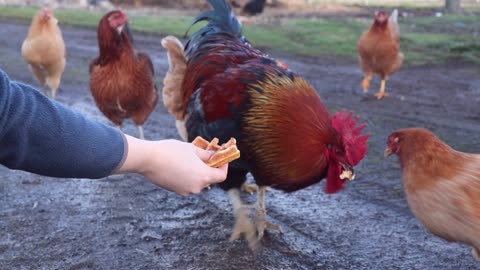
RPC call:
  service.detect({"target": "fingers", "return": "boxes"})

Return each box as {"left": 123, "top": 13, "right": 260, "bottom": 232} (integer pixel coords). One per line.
{"left": 192, "top": 143, "right": 228, "bottom": 186}
{"left": 193, "top": 145, "right": 215, "bottom": 162}
{"left": 207, "top": 163, "right": 228, "bottom": 184}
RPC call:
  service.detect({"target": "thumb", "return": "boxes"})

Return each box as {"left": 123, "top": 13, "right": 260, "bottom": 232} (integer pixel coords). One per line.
{"left": 207, "top": 163, "right": 229, "bottom": 184}
{"left": 193, "top": 145, "right": 215, "bottom": 163}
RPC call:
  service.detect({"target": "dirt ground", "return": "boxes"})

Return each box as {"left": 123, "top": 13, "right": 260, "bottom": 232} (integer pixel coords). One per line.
{"left": 0, "top": 16, "right": 479, "bottom": 270}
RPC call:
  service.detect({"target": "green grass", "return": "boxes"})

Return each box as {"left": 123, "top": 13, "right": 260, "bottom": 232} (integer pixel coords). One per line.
{"left": 1, "top": 5, "right": 478, "bottom": 65}
{"left": 0, "top": 5, "right": 194, "bottom": 33}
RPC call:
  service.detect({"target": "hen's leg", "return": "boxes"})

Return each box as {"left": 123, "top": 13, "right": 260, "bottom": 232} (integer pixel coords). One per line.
{"left": 29, "top": 65, "right": 50, "bottom": 98}
{"left": 228, "top": 189, "right": 258, "bottom": 249}
{"left": 137, "top": 125, "right": 145, "bottom": 140}
{"left": 362, "top": 73, "right": 373, "bottom": 92}
{"left": 375, "top": 78, "right": 389, "bottom": 99}
{"left": 254, "top": 186, "right": 283, "bottom": 240}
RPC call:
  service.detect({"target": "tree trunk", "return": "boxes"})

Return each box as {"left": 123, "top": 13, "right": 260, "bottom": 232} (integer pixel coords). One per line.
{"left": 445, "top": 0, "right": 461, "bottom": 14}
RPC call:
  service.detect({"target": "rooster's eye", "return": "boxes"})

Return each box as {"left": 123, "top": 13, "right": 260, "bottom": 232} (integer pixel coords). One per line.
{"left": 327, "top": 144, "right": 332, "bottom": 150}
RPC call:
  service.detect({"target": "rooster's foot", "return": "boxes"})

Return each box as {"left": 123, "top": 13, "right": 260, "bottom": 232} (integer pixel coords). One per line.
{"left": 254, "top": 211, "right": 283, "bottom": 240}
{"left": 241, "top": 183, "right": 271, "bottom": 195}
{"left": 229, "top": 205, "right": 259, "bottom": 250}
{"left": 254, "top": 186, "right": 282, "bottom": 240}
{"left": 241, "top": 183, "right": 258, "bottom": 195}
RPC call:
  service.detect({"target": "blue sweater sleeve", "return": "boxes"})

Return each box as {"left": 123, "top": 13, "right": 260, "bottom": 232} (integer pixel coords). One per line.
{"left": 0, "top": 69, "right": 127, "bottom": 179}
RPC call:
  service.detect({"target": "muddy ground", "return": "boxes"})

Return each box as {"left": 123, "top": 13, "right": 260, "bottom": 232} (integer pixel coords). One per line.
{"left": 0, "top": 18, "right": 479, "bottom": 270}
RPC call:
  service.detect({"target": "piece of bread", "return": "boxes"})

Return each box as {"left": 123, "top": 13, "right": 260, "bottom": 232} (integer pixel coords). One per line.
{"left": 192, "top": 136, "right": 240, "bottom": 167}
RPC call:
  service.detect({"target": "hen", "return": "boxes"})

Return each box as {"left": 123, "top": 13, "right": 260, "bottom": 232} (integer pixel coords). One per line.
{"left": 89, "top": 10, "right": 158, "bottom": 139}
{"left": 358, "top": 9, "right": 403, "bottom": 99}
{"left": 385, "top": 128, "right": 480, "bottom": 259}
{"left": 161, "top": 35, "right": 188, "bottom": 139}
{"left": 21, "top": 7, "right": 66, "bottom": 100}
{"left": 163, "top": 0, "right": 370, "bottom": 249}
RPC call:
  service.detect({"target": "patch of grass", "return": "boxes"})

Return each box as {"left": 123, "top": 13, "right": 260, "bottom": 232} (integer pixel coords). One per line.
{"left": 0, "top": 5, "right": 194, "bottom": 34}
{"left": 243, "top": 18, "right": 366, "bottom": 58}
{"left": 399, "top": 15, "right": 480, "bottom": 64}
{"left": 307, "top": 0, "right": 444, "bottom": 8}
{"left": 0, "top": 5, "right": 478, "bottom": 65}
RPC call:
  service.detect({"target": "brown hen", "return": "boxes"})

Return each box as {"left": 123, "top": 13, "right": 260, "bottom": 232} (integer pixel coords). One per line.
{"left": 386, "top": 128, "right": 480, "bottom": 259}
{"left": 22, "top": 7, "right": 66, "bottom": 100}
{"left": 89, "top": 10, "right": 158, "bottom": 139}
{"left": 358, "top": 9, "right": 403, "bottom": 99}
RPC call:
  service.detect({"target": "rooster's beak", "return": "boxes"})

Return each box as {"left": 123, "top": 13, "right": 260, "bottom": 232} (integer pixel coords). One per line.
{"left": 384, "top": 147, "right": 393, "bottom": 157}
{"left": 339, "top": 163, "right": 355, "bottom": 181}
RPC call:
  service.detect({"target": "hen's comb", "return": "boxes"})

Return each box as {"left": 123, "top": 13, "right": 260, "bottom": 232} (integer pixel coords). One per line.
{"left": 332, "top": 110, "right": 370, "bottom": 166}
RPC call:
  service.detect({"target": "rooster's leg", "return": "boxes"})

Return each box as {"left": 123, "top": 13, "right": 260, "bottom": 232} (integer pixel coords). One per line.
{"left": 375, "top": 78, "right": 389, "bottom": 99}
{"left": 241, "top": 183, "right": 258, "bottom": 195}
{"left": 254, "top": 186, "right": 283, "bottom": 240}
{"left": 362, "top": 73, "right": 373, "bottom": 92}
{"left": 228, "top": 189, "right": 258, "bottom": 249}
{"left": 472, "top": 247, "right": 480, "bottom": 260}
{"left": 241, "top": 183, "right": 271, "bottom": 195}
{"left": 137, "top": 125, "right": 145, "bottom": 140}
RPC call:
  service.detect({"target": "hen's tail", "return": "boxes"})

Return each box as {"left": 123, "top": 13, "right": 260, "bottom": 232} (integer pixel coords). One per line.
{"left": 161, "top": 36, "right": 187, "bottom": 120}
{"left": 388, "top": 9, "right": 399, "bottom": 40}
{"left": 184, "top": 0, "right": 247, "bottom": 59}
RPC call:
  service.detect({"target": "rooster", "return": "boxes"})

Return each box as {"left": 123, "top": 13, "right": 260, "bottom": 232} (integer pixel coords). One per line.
{"left": 385, "top": 128, "right": 480, "bottom": 259}
{"left": 21, "top": 7, "right": 66, "bottom": 100}
{"left": 162, "top": 0, "right": 370, "bottom": 249}
{"left": 89, "top": 10, "right": 158, "bottom": 139}
{"left": 358, "top": 9, "right": 403, "bottom": 99}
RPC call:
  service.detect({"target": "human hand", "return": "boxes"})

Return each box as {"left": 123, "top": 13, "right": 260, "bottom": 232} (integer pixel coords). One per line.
{"left": 116, "top": 135, "right": 228, "bottom": 196}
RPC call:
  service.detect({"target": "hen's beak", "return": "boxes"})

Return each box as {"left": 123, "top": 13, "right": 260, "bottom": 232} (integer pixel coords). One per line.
{"left": 339, "top": 163, "right": 355, "bottom": 181}
{"left": 384, "top": 147, "right": 393, "bottom": 157}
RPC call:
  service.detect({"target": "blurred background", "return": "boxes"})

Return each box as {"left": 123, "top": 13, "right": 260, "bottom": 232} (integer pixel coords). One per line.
{"left": 0, "top": 0, "right": 478, "bottom": 66}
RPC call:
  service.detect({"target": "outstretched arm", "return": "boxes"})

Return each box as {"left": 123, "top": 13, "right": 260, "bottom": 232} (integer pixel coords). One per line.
{"left": 118, "top": 136, "right": 228, "bottom": 195}
{"left": 0, "top": 69, "right": 227, "bottom": 195}
{"left": 0, "top": 69, "right": 125, "bottom": 178}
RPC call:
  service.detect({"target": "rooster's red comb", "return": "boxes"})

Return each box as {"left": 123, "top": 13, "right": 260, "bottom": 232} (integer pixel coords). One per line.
{"left": 332, "top": 110, "right": 370, "bottom": 166}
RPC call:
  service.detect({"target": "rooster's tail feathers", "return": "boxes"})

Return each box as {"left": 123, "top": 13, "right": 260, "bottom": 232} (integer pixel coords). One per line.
{"left": 184, "top": 0, "right": 245, "bottom": 57}
{"left": 186, "top": 0, "right": 242, "bottom": 37}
